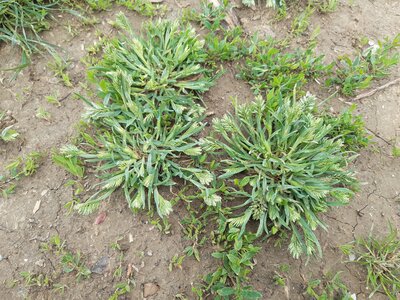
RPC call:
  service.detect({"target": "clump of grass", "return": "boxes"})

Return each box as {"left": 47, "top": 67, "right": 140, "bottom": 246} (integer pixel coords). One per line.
{"left": 322, "top": 104, "right": 370, "bottom": 152}
{"left": 63, "top": 98, "right": 218, "bottom": 217}
{"left": 60, "top": 14, "right": 219, "bottom": 217}
{"left": 342, "top": 224, "right": 400, "bottom": 300}
{"left": 0, "top": 0, "right": 58, "bottom": 72}
{"left": 327, "top": 34, "right": 400, "bottom": 96}
{"left": 90, "top": 13, "right": 214, "bottom": 100}
{"left": 239, "top": 37, "right": 331, "bottom": 96}
{"left": 202, "top": 91, "right": 357, "bottom": 258}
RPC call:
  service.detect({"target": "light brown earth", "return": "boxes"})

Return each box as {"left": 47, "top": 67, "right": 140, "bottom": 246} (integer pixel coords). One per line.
{"left": 0, "top": 0, "right": 399, "bottom": 299}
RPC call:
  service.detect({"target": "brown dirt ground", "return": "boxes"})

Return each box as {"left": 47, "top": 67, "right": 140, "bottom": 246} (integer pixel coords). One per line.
{"left": 0, "top": 0, "right": 399, "bottom": 299}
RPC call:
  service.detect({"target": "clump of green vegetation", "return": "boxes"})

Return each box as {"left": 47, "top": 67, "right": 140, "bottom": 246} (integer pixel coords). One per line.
{"left": 63, "top": 98, "right": 217, "bottom": 217}
{"left": 392, "top": 147, "right": 400, "bottom": 158}
{"left": 40, "top": 235, "right": 91, "bottom": 281}
{"left": 328, "top": 34, "right": 400, "bottom": 96}
{"left": 83, "top": 0, "right": 163, "bottom": 15}
{"left": 48, "top": 54, "right": 73, "bottom": 87}
{"left": 20, "top": 271, "right": 52, "bottom": 288}
{"left": 108, "top": 279, "right": 135, "bottom": 300}
{"left": 0, "top": 0, "right": 58, "bottom": 72}
{"left": 310, "top": 0, "right": 339, "bottom": 13}
{"left": 181, "top": 1, "right": 248, "bottom": 65}
{"left": 193, "top": 229, "right": 262, "bottom": 299}
{"left": 239, "top": 37, "right": 331, "bottom": 96}
{"left": 0, "top": 151, "right": 42, "bottom": 198}
{"left": 204, "top": 26, "right": 248, "bottom": 64}
{"left": 36, "top": 107, "right": 52, "bottom": 121}
{"left": 0, "top": 125, "right": 19, "bottom": 142}
{"left": 306, "top": 272, "right": 353, "bottom": 300}
{"left": 322, "top": 104, "right": 370, "bottom": 152}
{"left": 202, "top": 92, "right": 357, "bottom": 258}
{"left": 52, "top": 151, "right": 85, "bottom": 178}
{"left": 341, "top": 224, "right": 400, "bottom": 300}
{"left": 59, "top": 14, "right": 219, "bottom": 218}
{"left": 90, "top": 13, "right": 214, "bottom": 100}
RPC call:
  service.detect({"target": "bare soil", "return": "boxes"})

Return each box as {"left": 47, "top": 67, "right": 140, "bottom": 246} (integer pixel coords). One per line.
{"left": 0, "top": 0, "right": 399, "bottom": 299}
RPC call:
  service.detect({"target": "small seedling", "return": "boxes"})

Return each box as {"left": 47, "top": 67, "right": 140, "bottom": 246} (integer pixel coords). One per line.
{"left": 291, "top": 6, "right": 315, "bottom": 36}
{"left": 48, "top": 55, "right": 73, "bottom": 87}
{"left": 108, "top": 279, "right": 135, "bottom": 300}
{"left": 0, "top": 125, "right": 19, "bottom": 142}
{"left": 46, "top": 94, "right": 61, "bottom": 106}
{"left": 61, "top": 251, "right": 91, "bottom": 281}
{"left": 169, "top": 254, "right": 186, "bottom": 271}
{"left": 53, "top": 283, "right": 68, "bottom": 294}
{"left": 1, "top": 151, "right": 42, "bottom": 197}
{"left": 392, "top": 147, "right": 400, "bottom": 158}
{"left": 20, "top": 271, "right": 52, "bottom": 287}
{"left": 36, "top": 107, "right": 51, "bottom": 121}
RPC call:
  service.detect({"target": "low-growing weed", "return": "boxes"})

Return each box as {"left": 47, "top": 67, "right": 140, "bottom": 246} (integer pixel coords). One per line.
{"left": 204, "top": 27, "right": 248, "bottom": 64}
{"left": 309, "top": 0, "right": 339, "bottom": 13}
{"left": 46, "top": 94, "right": 62, "bottom": 106}
{"left": 328, "top": 34, "right": 400, "bottom": 96}
{"left": 341, "top": 224, "right": 400, "bottom": 299}
{"left": 36, "top": 107, "right": 51, "bottom": 121}
{"left": 322, "top": 104, "right": 370, "bottom": 152}
{"left": 20, "top": 271, "right": 52, "bottom": 288}
{"left": 52, "top": 151, "right": 85, "bottom": 178}
{"left": 0, "top": 151, "right": 42, "bottom": 198}
{"left": 392, "top": 147, "right": 400, "bottom": 158}
{"left": 306, "top": 272, "right": 353, "bottom": 300}
{"left": 59, "top": 15, "right": 220, "bottom": 218}
{"left": 108, "top": 279, "right": 135, "bottom": 300}
{"left": 202, "top": 91, "right": 357, "bottom": 258}
{"left": 193, "top": 228, "right": 262, "bottom": 299}
{"left": 291, "top": 5, "right": 314, "bottom": 36}
{"left": 60, "top": 251, "right": 91, "bottom": 281}
{"left": 0, "top": 125, "right": 19, "bottom": 142}
{"left": 239, "top": 37, "right": 331, "bottom": 96}
{"left": 48, "top": 55, "right": 73, "bottom": 87}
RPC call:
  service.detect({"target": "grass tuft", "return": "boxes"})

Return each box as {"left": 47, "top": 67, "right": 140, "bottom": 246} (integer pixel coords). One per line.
{"left": 203, "top": 91, "right": 358, "bottom": 258}
{"left": 342, "top": 224, "right": 400, "bottom": 300}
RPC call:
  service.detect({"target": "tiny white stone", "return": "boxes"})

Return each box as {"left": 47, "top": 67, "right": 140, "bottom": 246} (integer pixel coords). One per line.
{"left": 349, "top": 253, "right": 356, "bottom": 261}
